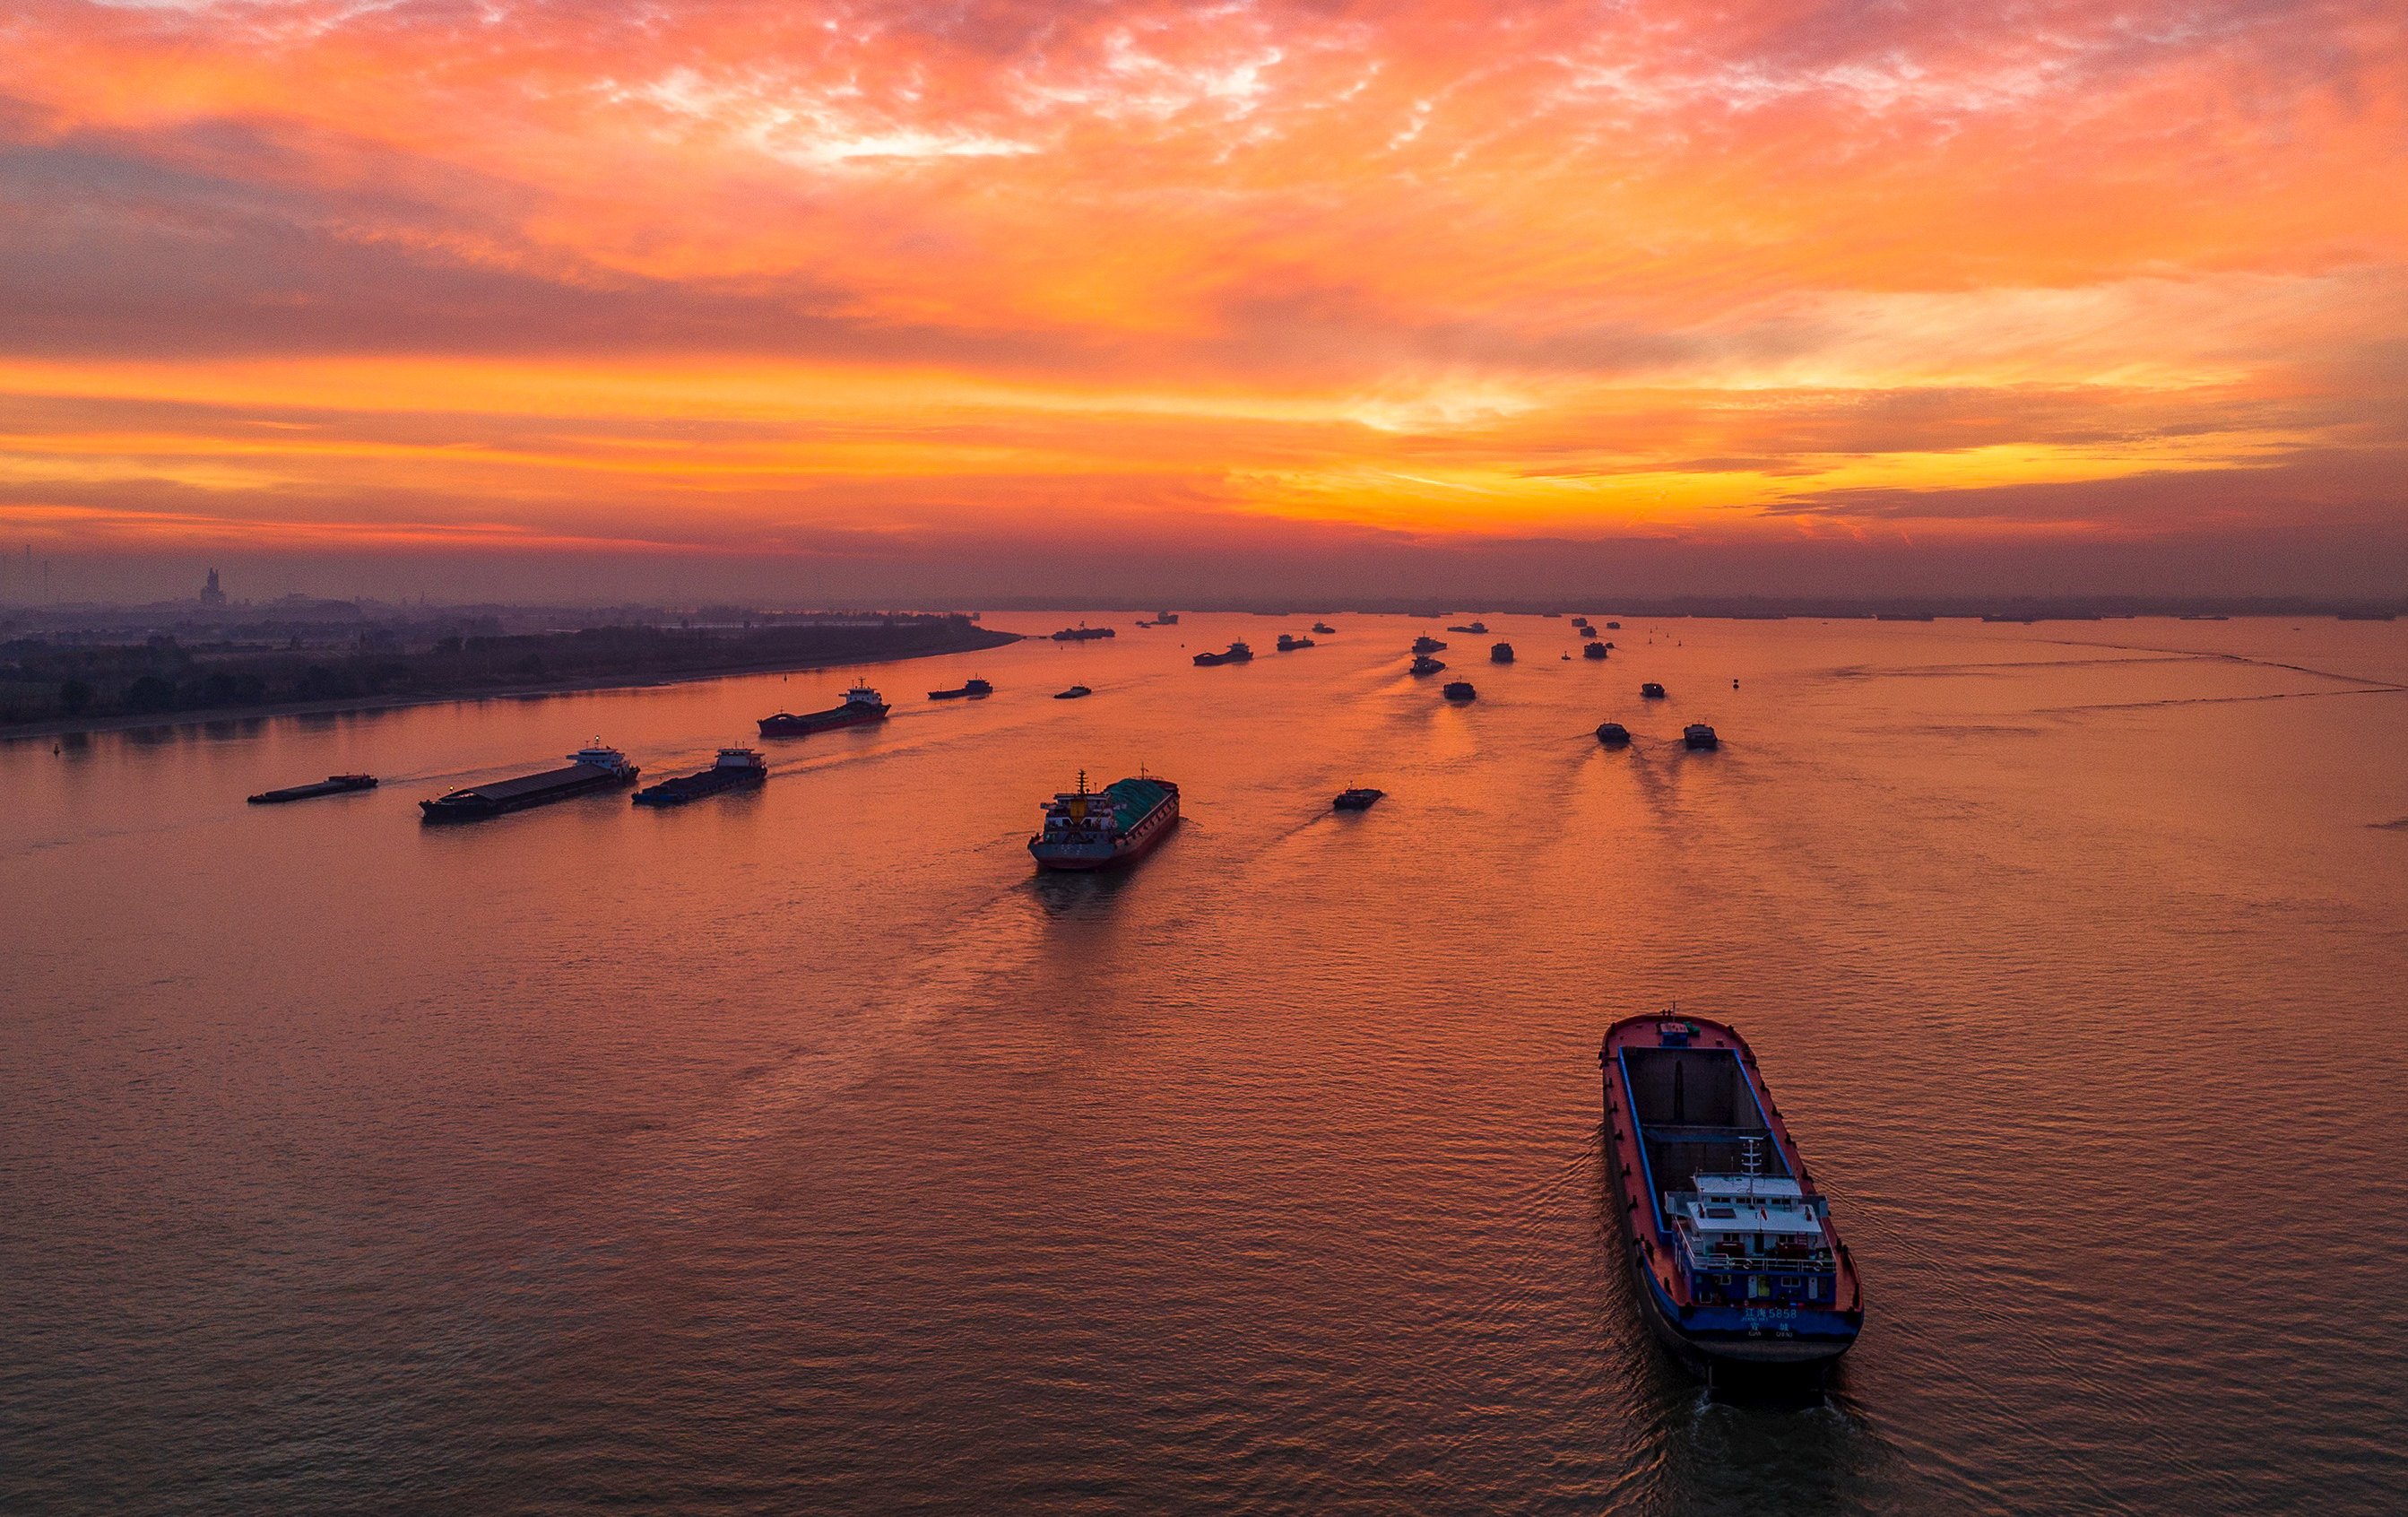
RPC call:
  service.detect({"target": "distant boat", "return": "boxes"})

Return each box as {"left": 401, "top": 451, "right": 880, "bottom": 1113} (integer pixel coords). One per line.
{"left": 930, "top": 677, "right": 993, "bottom": 699}
{"left": 1581, "top": 625, "right": 1599, "bottom": 639}
{"left": 1333, "top": 787, "right": 1384, "bottom": 811}
{"left": 1409, "top": 654, "right": 1446, "bottom": 676}
{"left": 1277, "top": 634, "right": 1315, "bottom": 651}
{"left": 1054, "top": 685, "right": 1093, "bottom": 699}
{"left": 1193, "top": 642, "right": 1253, "bottom": 666}
{"left": 1447, "top": 621, "right": 1488, "bottom": 634}
{"left": 633, "top": 748, "right": 767, "bottom": 807}
{"left": 1491, "top": 642, "right": 1515, "bottom": 663}
{"left": 247, "top": 773, "right": 377, "bottom": 804}
{"left": 1641, "top": 682, "right": 1667, "bottom": 698}
{"left": 1442, "top": 680, "right": 1477, "bottom": 702}
{"left": 1605, "top": 621, "right": 1621, "bottom": 629}
{"left": 1583, "top": 642, "right": 1608, "bottom": 660}
{"left": 1412, "top": 635, "right": 1448, "bottom": 654}
{"left": 1051, "top": 624, "right": 1115, "bottom": 641}
{"left": 1596, "top": 722, "right": 1630, "bottom": 746}
{"left": 1571, "top": 617, "right": 1589, "bottom": 628}
{"left": 420, "top": 743, "right": 637, "bottom": 822}
{"left": 1155, "top": 611, "right": 1179, "bottom": 625}
{"left": 1311, "top": 621, "right": 1336, "bottom": 634}
{"left": 1684, "top": 724, "right": 1719, "bottom": 750}
{"left": 760, "top": 681, "right": 888, "bottom": 736}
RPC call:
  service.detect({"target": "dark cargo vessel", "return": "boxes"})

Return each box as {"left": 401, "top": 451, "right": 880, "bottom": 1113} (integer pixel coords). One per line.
{"left": 1601, "top": 1013, "right": 1862, "bottom": 1376}
{"left": 248, "top": 774, "right": 377, "bottom": 804}
{"left": 759, "top": 682, "right": 888, "bottom": 737}
{"left": 420, "top": 743, "right": 638, "bottom": 822}
{"left": 633, "top": 748, "right": 767, "bottom": 807}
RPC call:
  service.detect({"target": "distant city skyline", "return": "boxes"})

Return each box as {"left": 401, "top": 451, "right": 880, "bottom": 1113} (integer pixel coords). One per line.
{"left": 2, "top": 0, "right": 2403, "bottom": 600}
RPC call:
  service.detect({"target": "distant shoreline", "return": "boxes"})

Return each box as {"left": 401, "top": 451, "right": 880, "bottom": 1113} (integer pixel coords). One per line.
{"left": 3, "top": 626, "right": 1022, "bottom": 743}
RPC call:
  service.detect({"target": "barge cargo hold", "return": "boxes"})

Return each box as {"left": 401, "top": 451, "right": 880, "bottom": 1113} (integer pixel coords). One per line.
{"left": 420, "top": 743, "right": 639, "bottom": 822}
{"left": 1600, "top": 1013, "right": 1862, "bottom": 1375}
{"left": 248, "top": 774, "right": 377, "bottom": 804}
{"left": 759, "top": 682, "right": 888, "bottom": 737}
{"left": 1028, "top": 771, "right": 1180, "bottom": 870}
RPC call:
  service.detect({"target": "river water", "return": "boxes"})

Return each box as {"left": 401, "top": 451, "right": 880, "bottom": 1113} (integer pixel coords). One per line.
{"left": 4, "top": 613, "right": 2405, "bottom": 1515}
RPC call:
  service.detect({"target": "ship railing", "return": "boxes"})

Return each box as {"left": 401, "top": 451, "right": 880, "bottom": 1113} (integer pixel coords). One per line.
{"left": 1673, "top": 1233, "right": 1835, "bottom": 1278}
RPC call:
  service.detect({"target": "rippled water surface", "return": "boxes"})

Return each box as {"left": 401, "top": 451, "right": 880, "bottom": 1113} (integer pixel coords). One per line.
{"left": 5, "top": 614, "right": 2407, "bottom": 1515}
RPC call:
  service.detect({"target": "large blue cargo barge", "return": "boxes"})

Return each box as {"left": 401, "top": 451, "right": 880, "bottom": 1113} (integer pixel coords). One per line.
{"left": 1601, "top": 1013, "right": 1863, "bottom": 1375}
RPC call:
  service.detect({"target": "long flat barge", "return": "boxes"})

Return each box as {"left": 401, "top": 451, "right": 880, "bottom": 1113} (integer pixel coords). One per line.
{"left": 632, "top": 748, "right": 766, "bottom": 807}
{"left": 248, "top": 774, "right": 377, "bottom": 804}
{"left": 420, "top": 743, "right": 638, "bottom": 822}
{"left": 759, "top": 681, "right": 888, "bottom": 737}
{"left": 1601, "top": 1013, "right": 1862, "bottom": 1375}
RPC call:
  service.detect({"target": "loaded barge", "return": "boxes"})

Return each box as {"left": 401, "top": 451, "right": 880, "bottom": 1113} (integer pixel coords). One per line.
{"left": 420, "top": 743, "right": 638, "bottom": 822}
{"left": 1028, "top": 770, "right": 1180, "bottom": 870}
{"left": 248, "top": 773, "right": 377, "bottom": 804}
{"left": 759, "top": 682, "right": 888, "bottom": 737}
{"left": 633, "top": 748, "right": 767, "bottom": 806}
{"left": 1601, "top": 1013, "right": 1862, "bottom": 1377}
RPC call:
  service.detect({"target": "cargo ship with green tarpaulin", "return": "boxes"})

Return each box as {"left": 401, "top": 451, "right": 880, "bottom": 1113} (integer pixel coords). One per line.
{"left": 1028, "top": 771, "right": 1181, "bottom": 870}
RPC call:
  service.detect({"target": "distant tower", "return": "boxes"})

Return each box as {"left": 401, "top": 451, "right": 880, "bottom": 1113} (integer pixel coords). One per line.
{"left": 201, "top": 568, "right": 227, "bottom": 607}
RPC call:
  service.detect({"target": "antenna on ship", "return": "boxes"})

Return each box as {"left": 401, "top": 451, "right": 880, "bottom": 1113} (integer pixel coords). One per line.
{"left": 1077, "top": 768, "right": 1087, "bottom": 794}
{"left": 1740, "top": 1135, "right": 1763, "bottom": 1183}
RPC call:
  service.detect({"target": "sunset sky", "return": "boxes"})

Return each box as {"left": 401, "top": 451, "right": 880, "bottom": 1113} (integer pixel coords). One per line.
{"left": 2, "top": 0, "right": 2403, "bottom": 602}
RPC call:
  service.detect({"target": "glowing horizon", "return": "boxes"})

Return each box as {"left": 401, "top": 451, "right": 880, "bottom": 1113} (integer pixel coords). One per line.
{"left": 1, "top": 0, "right": 2403, "bottom": 596}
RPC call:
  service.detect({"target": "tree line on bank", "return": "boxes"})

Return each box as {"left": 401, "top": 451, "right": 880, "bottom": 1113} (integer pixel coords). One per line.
{"left": 0, "top": 616, "right": 1005, "bottom": 728}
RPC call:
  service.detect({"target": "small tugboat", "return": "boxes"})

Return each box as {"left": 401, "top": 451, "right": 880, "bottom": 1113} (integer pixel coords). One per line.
{"left": 1276, "top": 634, "right": 1315, "bottom": 651}
{"left": 1641, "top": 682, "right": 1667, "bottom": 698}
{"left": 1028, "top": 769, "right": 1180, "bottom": 870}
{"left": 1606, "top": 620, "right": 1622, "bottom": 629}
{"left": 1685, "top": 724, "right": 1719, "bottom": 750}
{"left": 1409, "top": 654, "right": 1446, "bottom": 676}
{"left": 633, "top": 748, "right": 767, "bottom": 806}
{"left": 1442, "top": 680, "right": 1477, "bottom": 702}
{"left": 1054, "top": 685, "right": 1093, "bottom": 699}
{"left": 248, "top": 773, "right": 377, "bottom": 804}
{"left": 1447, "top": 620, "right": 1488, "bottom": 634}
{"left": 1571, "top": 616, "right": 1589, "bottom": 628}
{"left": 1333, "top": 787, "right": 1385, "bottom": 811}
{"left": 1193, "top": 642, "right": 1254, "bottom": 666}
{"left": 1581, "top": 625, "right": 1599, "bottom": 640}
{"left": 1596, "top": 722, "right": 1630, "bottom": 746}
{"left": 1583, "top": 642, "right": 1608, "bottom": 660}
{"left": 930, "top": 677, "right": 993, "bottom": 699}
{"left": 1491, "top": 642, "right": 1515, "bottom": 663}
{"left": 1051, "top": 624, "right": 1115, "bottom": 641}
{"left": 759, "top": 681, "right": 888, "bottom": 737}
{"left": 1412, "top": 635, "right": 1448, "bottom": 654}
{"left": 1601, "top": 1012, "right": 1862, "bottom": 1376}
{"left": 420, "top": 742, "right": 638, "bottom": 822}
{"left": 1311, "top": 621, "right": 1336, "bottom": 635}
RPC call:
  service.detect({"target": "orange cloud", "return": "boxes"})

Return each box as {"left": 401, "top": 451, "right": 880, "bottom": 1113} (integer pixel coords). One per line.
{"left": 0, "top": 0, "right": 2403, "bottom": 593}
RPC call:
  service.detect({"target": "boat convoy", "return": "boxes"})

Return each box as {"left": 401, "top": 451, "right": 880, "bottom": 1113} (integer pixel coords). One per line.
{"left": 1602, "top": 1013, "right": 1862, "bottom": 1375}
{"left": 255, "top": 616, "right": 1724, "bottom": 858}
